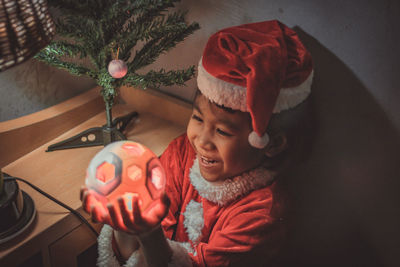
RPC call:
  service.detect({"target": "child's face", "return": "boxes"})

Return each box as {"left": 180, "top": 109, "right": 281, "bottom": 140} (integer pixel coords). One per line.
{"left": 187, "top": 93, "right": 266, "bottom": 183}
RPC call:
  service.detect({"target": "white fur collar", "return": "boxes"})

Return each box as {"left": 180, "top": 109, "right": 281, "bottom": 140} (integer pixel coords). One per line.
{"left": 189, "top": 157, "right": 274, "bottom": 206}
{"left": 183, "top": 200, "right": 204, "bottom": 245}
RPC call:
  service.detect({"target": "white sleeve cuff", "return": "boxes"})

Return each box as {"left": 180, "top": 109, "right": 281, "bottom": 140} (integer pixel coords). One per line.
{"left": 97, "top": 225, "right": 144, "bottom": 267}
{"left": 97, "top": 225, "right": 193, "bottom": 267}
{"left": 167, "top": 239, "right": 193, "bottom": 267}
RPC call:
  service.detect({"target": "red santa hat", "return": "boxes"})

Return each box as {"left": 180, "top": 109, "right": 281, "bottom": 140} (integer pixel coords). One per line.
{"left": 197, "top": 20, "right": 313, "bottom": 148}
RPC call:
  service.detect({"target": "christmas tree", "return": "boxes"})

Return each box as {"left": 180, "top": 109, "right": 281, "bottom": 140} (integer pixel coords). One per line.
{"left": 35, "top": 0, "right": 199, "bottom": 150}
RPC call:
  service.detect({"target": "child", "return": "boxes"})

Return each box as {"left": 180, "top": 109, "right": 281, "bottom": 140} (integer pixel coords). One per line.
{"left": 81, "top": 20, "right": 313, "bottom": 267}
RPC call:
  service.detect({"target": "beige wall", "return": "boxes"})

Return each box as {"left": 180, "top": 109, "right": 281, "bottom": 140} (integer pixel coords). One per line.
{"left": 0, "top": 59, "right": 95, "bottom": 122}
{"left": 0, "top": 4, "right": 97, "bottom": 122}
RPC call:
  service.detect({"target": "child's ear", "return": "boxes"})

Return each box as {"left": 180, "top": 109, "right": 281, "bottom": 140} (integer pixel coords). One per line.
{"left": 264, "top": 132, "right": 288, "bottom": 157}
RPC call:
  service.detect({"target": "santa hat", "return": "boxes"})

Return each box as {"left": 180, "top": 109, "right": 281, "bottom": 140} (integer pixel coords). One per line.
{"left": 197, "top": 20, "right": 313, "bottom": 149}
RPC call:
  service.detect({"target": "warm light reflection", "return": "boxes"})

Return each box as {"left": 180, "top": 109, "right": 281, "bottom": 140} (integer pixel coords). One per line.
{"left": 86, "top": 141, "right": 166, "bottom": 212}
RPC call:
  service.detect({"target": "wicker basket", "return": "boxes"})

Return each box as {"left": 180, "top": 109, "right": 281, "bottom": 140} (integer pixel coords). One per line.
{"left": 0, "top": 0, "right": 54, "bottom": 71}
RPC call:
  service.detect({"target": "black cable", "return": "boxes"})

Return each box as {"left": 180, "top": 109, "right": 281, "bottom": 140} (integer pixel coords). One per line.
{"left": 3, "top": 175, "right": 99, "bottom": 238}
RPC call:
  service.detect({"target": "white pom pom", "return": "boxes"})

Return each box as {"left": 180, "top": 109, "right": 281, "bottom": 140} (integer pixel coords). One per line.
{"left": 248, "top": 131, "right": 269, "bottom": 149}
{"left": 108, "top": 59, "right": 128, "bottom": 78}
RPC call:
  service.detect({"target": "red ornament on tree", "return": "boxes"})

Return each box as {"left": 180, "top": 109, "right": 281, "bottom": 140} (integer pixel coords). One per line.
{"left": 85, "top": 141, "right": 166, "bottom": 212}
{"left": 108, "top": 47, "right": 128, "bottom": 78}
{"left": 108, "top": 59, "right": 127, "bottom": 79}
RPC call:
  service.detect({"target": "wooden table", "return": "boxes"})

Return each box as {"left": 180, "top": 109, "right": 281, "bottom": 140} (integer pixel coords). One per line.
{"left": 0, "top": 86, "right": 191, "bottom": 267}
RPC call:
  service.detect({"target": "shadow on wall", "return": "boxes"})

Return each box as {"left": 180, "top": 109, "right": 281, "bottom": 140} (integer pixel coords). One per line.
{"left": 276, "top": 28, "right": 400, "bottom": 267}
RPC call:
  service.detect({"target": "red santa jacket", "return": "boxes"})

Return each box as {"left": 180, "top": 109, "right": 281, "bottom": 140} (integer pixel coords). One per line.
{"left": 97, "top": 134, "right": 286, "bottom": 267}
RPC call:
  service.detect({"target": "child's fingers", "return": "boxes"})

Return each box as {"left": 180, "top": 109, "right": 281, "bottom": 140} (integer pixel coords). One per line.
{"left": 91, "top": 205, "right": 103, "bottom": 223}
{"left": 81, "top": 190, "right": 89, "bottom": 211}
{"left": 89, "top": 204, "right": 99, "bottom": 223}
{"left": 117, "top": 197, "right": 137, "bottom": 231}
{"left": 153, "top": 193, "right": 171, "bottom": 219}
{"left": 107, "top": 203, "right": 125, "bottom": 231}
{"left": 107, "top": 203, "right": 121, "bottom": 229}
{"left": 81, "top": 189, "right": 115, "bottom": 226}
{"left": 131, "top": 196, "right": 144, "bottom": 227}
{"left": 143, "top": 193, "right": 170, "bottom": 225}
{"left": 93, "top": 201, "right": 112, "bottom": 224}
{"left": 82, "top": 191, "right": 96, "bottom": 214}
{"left": 79, "top": 185, "right": 88, "bottom": 201}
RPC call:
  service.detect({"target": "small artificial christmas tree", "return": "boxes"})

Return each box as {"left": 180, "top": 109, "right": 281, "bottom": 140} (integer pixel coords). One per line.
{"left": 35, "top": 0, "right": 199, "bottom": 151}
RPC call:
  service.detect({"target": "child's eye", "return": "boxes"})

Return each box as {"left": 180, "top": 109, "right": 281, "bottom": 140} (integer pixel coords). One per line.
{"left": 192, "top": 114, "right": 203, "bottom": 122}
{"left": 217, "top": 128, "right": 233, "bottom": 137}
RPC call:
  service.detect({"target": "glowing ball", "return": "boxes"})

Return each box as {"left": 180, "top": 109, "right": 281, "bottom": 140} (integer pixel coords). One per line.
{"left": 85, "top": 141, "right": 166, "bottom": 212}
{"left": 108, "top": 59, "right": 128, "bottom": 78}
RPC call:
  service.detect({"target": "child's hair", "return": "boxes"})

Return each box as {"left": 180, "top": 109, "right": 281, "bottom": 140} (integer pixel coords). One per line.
{"left": 193, "top": 88, "right": 236, "bottom": 112}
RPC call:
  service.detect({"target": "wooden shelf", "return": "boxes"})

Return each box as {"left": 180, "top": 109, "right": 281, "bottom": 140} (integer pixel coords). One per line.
{"left": 0, "top": 87, "right": 191, "bottom": 266}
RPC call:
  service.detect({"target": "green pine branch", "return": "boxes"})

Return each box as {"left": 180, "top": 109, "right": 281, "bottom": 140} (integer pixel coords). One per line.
{"left": 123, "top": 66, "right": 196, "bottom": 89}
{"left": 35, "top": 44, "right": 97, "bottom": 78}
{"left": 102, "top": 0, "right": 180, "bottom": 63}
{"left": 130, "top": 19, "right": 199, "bottom": 71}
{"left": 36, "top": 0, "right": 200, "bottom": 106}
{"left": 102, "top": 0, "right": 177, "bottom": 40}
{"left": 40, "top": 41, "right": 88, "bottom": 59}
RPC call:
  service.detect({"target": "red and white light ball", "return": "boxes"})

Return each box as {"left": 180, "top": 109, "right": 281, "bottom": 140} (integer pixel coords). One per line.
{"left": 85, "top": 141, "right": 166, "bottom": 212}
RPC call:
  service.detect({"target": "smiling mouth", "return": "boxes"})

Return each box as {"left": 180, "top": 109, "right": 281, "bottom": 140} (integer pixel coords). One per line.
{"left": 200, "top": 155, "right": 218, "bottom": 166}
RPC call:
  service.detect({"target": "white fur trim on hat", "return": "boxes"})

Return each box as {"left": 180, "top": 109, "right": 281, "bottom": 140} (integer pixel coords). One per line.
{"left": 189, "top": 156, "right": 274, "bottom": 205}
{"left": 183, "top": 200, "right": 204, "bottom": 244}
{"left": 197, "top": 59, "right": 313, "bottom": 114}
{"left": 248, "top": 131, "right": 270, "bottom": 149}
{"left": 273, "top": 70, "right": 314, "bottom": 113}
{"left": 197, "top": 58, "right": 248, "bottom": 112}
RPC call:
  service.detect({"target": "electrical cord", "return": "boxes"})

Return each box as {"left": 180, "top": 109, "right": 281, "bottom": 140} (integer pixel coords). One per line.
{"left": 3, "top": 174, "right": 99, "bottom": 238}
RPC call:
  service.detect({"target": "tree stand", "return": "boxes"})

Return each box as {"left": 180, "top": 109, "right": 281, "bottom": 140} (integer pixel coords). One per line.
{"left": 46, "top": 101, "right": 138, "bottom": 152}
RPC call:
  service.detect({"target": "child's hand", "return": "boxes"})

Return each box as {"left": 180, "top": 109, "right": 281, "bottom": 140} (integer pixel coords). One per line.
{"left": 80, "top": 186, "right": 170, "bottom": 235}
{"left": 80, "top": 186, "right": 112, "bottom": 225}
{"left": 109, "top": 193, "right": 170, "bottom": 235}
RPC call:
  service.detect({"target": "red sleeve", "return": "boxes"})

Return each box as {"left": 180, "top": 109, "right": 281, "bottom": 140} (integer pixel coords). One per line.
{"left": 191, "top": 189, "right": 286, "bottom": 267}
{"left": 159, "top": 134, "right": 189, "bottom": 239}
